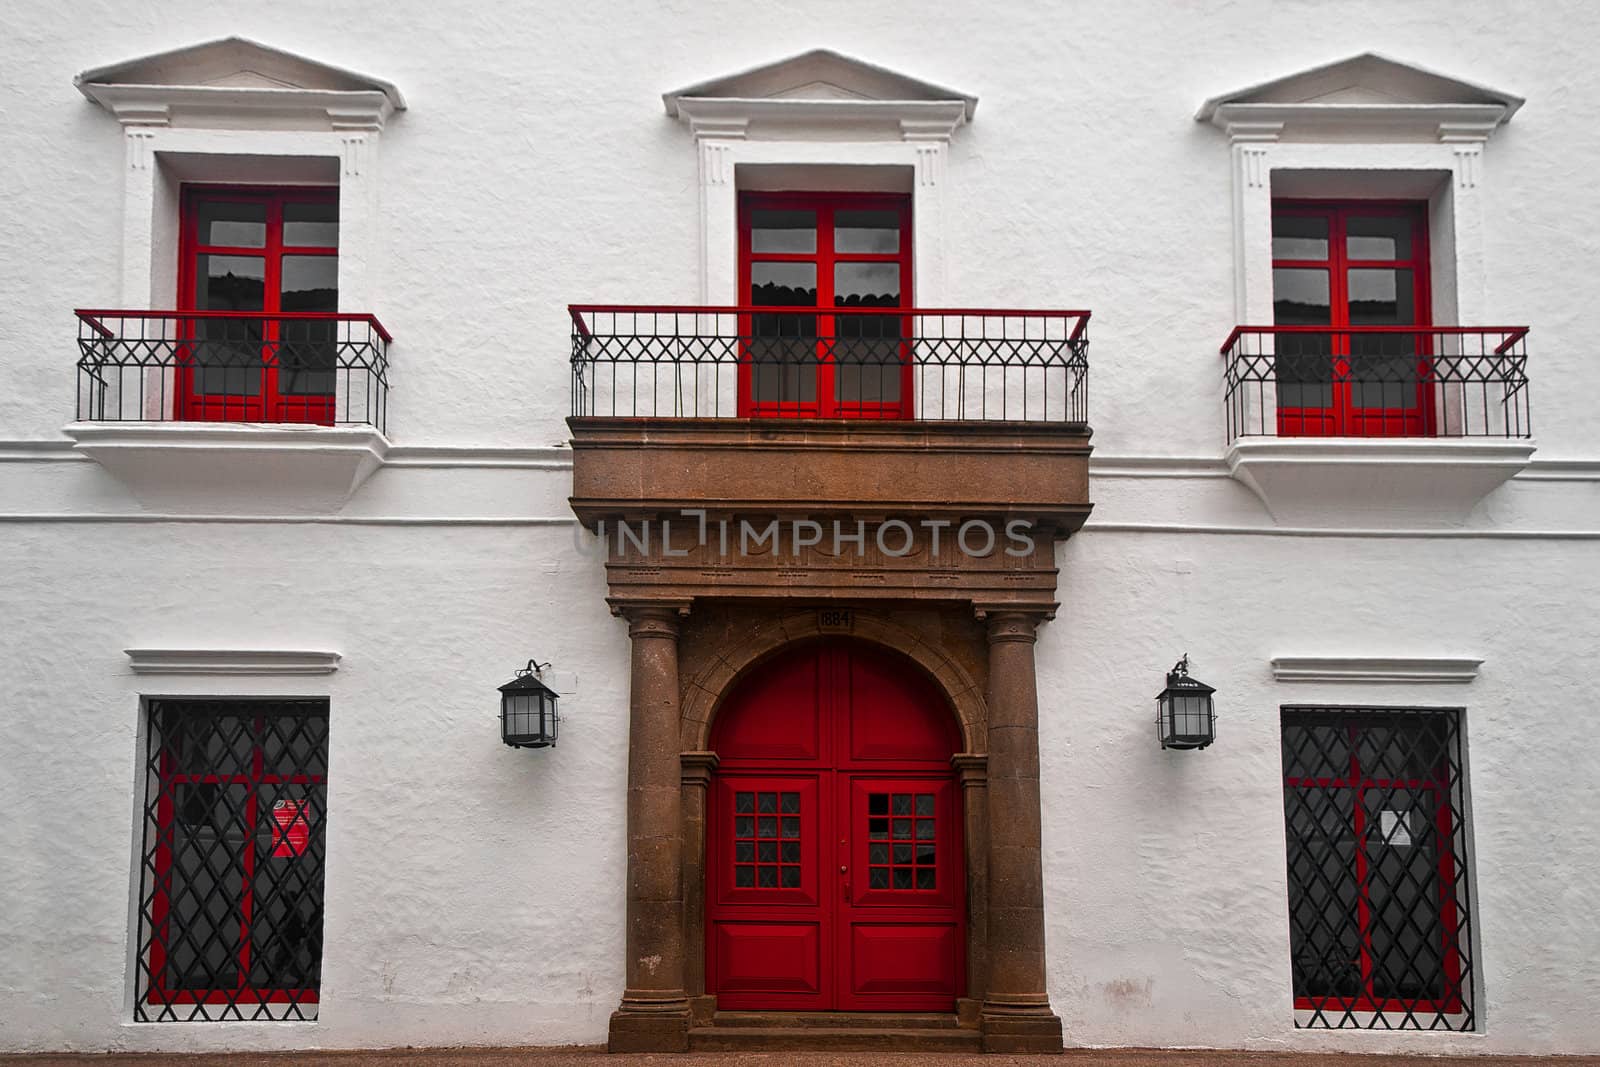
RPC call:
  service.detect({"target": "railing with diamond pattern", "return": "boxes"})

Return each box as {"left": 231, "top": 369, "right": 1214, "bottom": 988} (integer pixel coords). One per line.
{"left": 135, "top": 699, "right": 328, "bottom": 1022}
{"left": 570, "top": 305, "right": 1090, "bottom": 422}
{"left": 1280, "top": 706, "right": 1474, "bottom": 1030}
{"left": 1223, "top": 325, "right": 1529, "bottom": 440}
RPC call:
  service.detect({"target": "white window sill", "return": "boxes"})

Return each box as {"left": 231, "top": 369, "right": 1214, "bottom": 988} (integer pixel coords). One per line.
{"left": 1226, "top": 437, "right": 1536, "bottom": 524}
{"left": 63, "top": 421, "right": 389, "bottom": 515}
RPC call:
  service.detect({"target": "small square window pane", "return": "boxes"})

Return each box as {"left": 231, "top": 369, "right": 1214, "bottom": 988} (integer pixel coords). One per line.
{"left": 1273, "top": 269, "right": 1331, "bottom": 326}
{"left": 758, "top": 841, "right": 777, "bottom": 862}
{"left": 781, "top": 792, "right": 800, "bottom": 813}
{"left": 780, "top": 866, "right": 801, "bottom": 888}
{"left": 735, "top": 842, "right": 753, "bottom": 862}
{"left": 1346, "top": 216, "right": 1412, "bottom": 261}
{"left": 757, "top": 817, "right": 777, "bottom": 837}
{"left": 868, "top": 842, "right": 888, "bottom": 864}
{"left": 868, "top": 794, "right": 889, "bottom": 815}
{"left": 751, "top": 209, "right": 816, "bottom": 254}
{"left": 758, "top": 793, "right": 777, "bottom": 813}
{"left": 915, "top": 819, "right": 936, "bottom": 840}
{"left": 197, "top": 200, "right": 267, "bottom": 247}
{"left": 781, "top": 842, "right": 800, "bottom": 863}
{"left": 735, "top": 793, "right": 754, "bottom": 813}
{"left": 917, "top": 844, "right": 936, "bottom": 865}
{"left": 1272, "top": 214, "right": 1329, "bottom": 260}
{"left": 757, "top": 867, "right": 777, "bottom": 887}
{"left": 916, "top": 868, "right": 936, "bottom": 890}
{"left": 893, "top": 844, "right": 913, "bottom": 864}
{"left": 283, "top": 200, "right": 339, "bottom": 247}
{"left": 893, "top": 819, "right": 912, "bottom": 839}
{"left": 868, "top": 818, "right": 888, "bottom": 839}
{"left": 781, "top": 817, "right": 800, "bottom": 838}
{"left": 869, "top": 868, "right": 889, "bottom": 889}
{"left": 915, "top": 794, "right": 935, "bottom": 816}
{"left": 835, "top": 209, "right": 901, "bottom": 254}
{"left": 892, "top": 795, "right": 912, "bottom": 815}
{"left": 893, "top": 869, "right": 913, "bottom": 889}
{"left": 735, "top": 817, "right": 753, "bottom": 837}
{"left": 735, "top": 865, "right": 754, "bottom": 887}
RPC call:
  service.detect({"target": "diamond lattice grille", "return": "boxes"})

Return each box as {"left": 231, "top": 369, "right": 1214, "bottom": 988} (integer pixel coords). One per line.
{"left": 1281, "top": 706, "right": 1474, "bottom": 1030}
{"left": 134, "top": 699, "right": 328, "bottom": 1021}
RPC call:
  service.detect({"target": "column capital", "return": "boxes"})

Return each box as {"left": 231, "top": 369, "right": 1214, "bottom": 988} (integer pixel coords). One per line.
{"left": 620, "top": 603, "right": 686, "bottom": 638}
{"left": 951, "top": 752, "right": 988, "bottom": 785}
{"left": 680, "top": 750, "right": 720, "bottom": 785}
{"left": 983, "top": 611, "right": 1043, "bottom": 645}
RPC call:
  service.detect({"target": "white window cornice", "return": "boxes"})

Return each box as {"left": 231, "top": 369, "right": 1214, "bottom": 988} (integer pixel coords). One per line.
{"left": 1197, "top": 52, "right": 1521, "bottom": 145}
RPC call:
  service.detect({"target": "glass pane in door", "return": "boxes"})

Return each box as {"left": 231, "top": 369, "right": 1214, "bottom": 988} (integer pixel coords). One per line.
{"left": 194, "top": 254, "right": 265, "bottom": 396}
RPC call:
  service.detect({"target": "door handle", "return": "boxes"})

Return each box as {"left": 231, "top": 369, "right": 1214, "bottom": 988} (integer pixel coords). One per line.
{"left": 840, "top": 865, "right": 849, "bottom": 901}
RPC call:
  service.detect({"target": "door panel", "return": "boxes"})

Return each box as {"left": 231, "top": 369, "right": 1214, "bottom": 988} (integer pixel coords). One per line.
{"left": 707, "top": 640, "right": 963, "bottom": 1012}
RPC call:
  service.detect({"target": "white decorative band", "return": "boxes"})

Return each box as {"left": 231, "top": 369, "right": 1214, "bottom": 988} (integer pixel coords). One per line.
{"left": 1271, "top": 656, "right": 1481, "bottom": 684}
{"left": 126, "top": 649, "right": 342, "bottom": 675}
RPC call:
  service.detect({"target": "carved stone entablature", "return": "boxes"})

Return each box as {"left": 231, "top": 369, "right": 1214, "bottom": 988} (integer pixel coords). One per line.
{"left": 568, "top": 417, "right": 1092, "bottom": 616}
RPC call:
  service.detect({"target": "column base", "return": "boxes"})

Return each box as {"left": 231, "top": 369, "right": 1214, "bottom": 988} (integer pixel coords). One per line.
{"left": 608, "top": 999, "right": 692, "bottom": 1053}
{"left": 980, "top": 1004, "right": 1063, "bottom": 1054}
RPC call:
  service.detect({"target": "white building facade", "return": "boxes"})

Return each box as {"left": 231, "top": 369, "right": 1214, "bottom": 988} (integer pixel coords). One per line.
{"left": 2, "top": 0, "right": 1597, "bottom": 1056}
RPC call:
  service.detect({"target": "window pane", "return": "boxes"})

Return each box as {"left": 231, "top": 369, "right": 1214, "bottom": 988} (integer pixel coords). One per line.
{"left": 1347, "top": 269, "right": 1413, "bottom": 326}
{"left": 283, "top": 201, "right": 338, "bottom": 247}
{"left": 195, "top": 200, "right": 266, "bottom": 247}
{"left": 834, "top": 262, "right": 900, "bottom": 308}
{"left": 194, "top": 255, "right": 265, "bottom": 396}
{"left": 278, "top": 257, "right": 340, "bottom": 397}
{"left": 750, "top": 209, "right": 816, "bottom": 253}
{"left": 835, "top": 209, "right": 900, "bottom": 253}
{"left": 752, "top": 262, "right": 817, "bottom": 307}
{"left": 1272, "top": 268, "right": 1332, "bottom": 412}
{"left": 1272, "top": 214, "right": 1329, "bottom": 260}
{"left": 1272, "top": 268, "right": 1330, "bottom": 326}
{"left": 1346, "top": 216, "right": 1412, "bottom": 261}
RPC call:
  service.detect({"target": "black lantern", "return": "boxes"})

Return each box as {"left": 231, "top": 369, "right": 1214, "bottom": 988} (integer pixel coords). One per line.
{"left": 1156, "top": 654, "right": 1216, "bottom": 750}
{"left": 500, "top": 659, "right": 560, "bottom": 749}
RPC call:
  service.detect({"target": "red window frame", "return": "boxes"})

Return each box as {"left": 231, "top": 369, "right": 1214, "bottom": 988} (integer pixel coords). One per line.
{"left": 1283, "top": 720, "right": 1464, "bottom": 1019}
{"left": 142, "top": 701, "right": 327, "bottom": 1016}
{"left": 737, "top": 191, "right": 913, "bottom": 419}
{"left": 1271, "top": 200, "right": 1433, "bottom": 437}
{"left": 177, "top": 185, "right": 339, "bottom": 424}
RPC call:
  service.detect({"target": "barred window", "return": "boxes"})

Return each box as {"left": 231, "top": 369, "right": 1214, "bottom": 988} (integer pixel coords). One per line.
{"left": 1280, "top": 707, "right": 1474, "bottom": 1030}
{"left": 134, "top": 699, "right": 328, "bottom": 1021}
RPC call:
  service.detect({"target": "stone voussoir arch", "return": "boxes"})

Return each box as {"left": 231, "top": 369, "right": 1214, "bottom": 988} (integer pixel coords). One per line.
{"left": 681, "top": 608, "right": 988, "bottom": 755}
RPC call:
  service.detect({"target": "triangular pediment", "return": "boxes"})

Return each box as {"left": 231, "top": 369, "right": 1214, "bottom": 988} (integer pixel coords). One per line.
{"left": 1197, "top": 52, "right": 1520, "bottom": 125}
{"left": 76, "top": 36, "right": 404, "bottom": 110}
{"left": 664, "top": 49, "right": 976, "bottom": 120}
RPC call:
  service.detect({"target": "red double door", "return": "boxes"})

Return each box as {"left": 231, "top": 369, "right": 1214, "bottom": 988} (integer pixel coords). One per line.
{"left": 707, "top": 640, "right": 965, "bottom": 1011}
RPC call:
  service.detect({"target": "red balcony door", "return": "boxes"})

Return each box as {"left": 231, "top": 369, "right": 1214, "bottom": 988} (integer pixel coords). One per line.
{"left": 1271, "top": 201, "right": 1433, "bottom": 436}
{"left": 707, "top": 640, "right": 964, "bottom": 1011}
{"left": 738, "top": 192, "right": 913, "bottom": 419}
{"left": 178, "top": 187, "right": 339, "bottom": 424}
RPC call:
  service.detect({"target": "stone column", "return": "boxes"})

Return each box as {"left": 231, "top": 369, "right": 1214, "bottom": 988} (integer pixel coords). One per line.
{"left": 952, "top": 752, "right": 989, "bottom": 1026}
{"left": 980, "top": 611, "right": 1063, "bottom": 1053}
{"left": 608, "top": 606, "right": 691, "bottom": 1052}
{"left": 679, "top": 749, "right": 719, "bottom": 1023}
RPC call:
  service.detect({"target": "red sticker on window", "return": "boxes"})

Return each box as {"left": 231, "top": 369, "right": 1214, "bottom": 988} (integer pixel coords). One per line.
{"left": 270, "top": 799, "right": 310, "bottom": 858}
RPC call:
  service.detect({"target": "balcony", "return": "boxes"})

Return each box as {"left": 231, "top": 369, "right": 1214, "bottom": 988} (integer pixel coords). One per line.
{"left": 566, "top": 305, "right": 1094, "bottom": 614}
{"left": 1219, "top": 325, "right": 1535, "bottom": 521}
{"left": 66, "top": 310, "right": 393, "bottom": 513}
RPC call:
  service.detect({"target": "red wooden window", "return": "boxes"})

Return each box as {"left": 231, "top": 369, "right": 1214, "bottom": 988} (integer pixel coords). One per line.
{"left": 738, "top": 192, "right": 913, "bottom": 418}
{"left": 1271, "top": 201, "right": 1432, "bottom": 436}
{"left": 1281, "top": 707, "right": 1474, "bottom": 1030}
{"left": 178, "top": 186, "right": 340, "bottom": 424}
{"left": 135, "top": 699, "right": 328, "bottom": 1021}
{"left": 707, "top": 640, "right": 963, "bottom": 1012}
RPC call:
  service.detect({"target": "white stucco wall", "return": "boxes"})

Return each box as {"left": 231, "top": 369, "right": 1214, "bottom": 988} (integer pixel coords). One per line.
{"left": 2, "top": 0, "right": 1599, "bottom": 1055}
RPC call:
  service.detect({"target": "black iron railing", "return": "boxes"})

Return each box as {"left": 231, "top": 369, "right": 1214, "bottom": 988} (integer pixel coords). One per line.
{"left": 1222, "top": 326, "right": 1529, "bottom": 441}
{"left": 570, "top": 305, "right": 1090, "bottom": 423}
{"left": 76, "top": 310, "right": 391, "bottom": 432}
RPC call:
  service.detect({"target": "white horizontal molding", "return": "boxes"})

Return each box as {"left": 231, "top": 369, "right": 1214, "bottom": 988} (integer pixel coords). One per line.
{"left": 1272, "top": 656, "right": 1482, "bottom": 684}
{"left": 63, "top": 423, "right": 389, "bottom": 516}
{"left": 126, "top": 648, "right": 342, "bottom": 675}
{"left": 1227, "top": 438, "right": 1536, "bottom": 525}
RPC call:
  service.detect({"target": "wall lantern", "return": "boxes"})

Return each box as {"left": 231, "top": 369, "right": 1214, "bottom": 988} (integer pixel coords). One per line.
{"left": 500, "top": 659, "right": 560, "bottom": 749}
{"left": 1156, "top": 654, "right": 1216, "bottom": 750}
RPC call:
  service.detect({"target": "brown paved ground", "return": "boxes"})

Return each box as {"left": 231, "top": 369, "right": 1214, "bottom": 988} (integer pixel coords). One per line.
{"left": 4, "top": 1050, "right": 1598, "bottom": 1067}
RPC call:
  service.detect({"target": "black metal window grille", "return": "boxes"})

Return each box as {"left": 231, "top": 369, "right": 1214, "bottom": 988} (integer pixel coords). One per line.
{"left": 1280, "top": 706, "right": 1474, "bottom": 1030}
{"left": 134, "top": 699, "right": 329, "bottom": 1021}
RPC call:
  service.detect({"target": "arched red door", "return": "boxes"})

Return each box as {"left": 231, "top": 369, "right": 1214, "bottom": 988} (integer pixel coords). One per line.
{"left": 706, "top": 640, "right": 964, "bottom": 1011}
